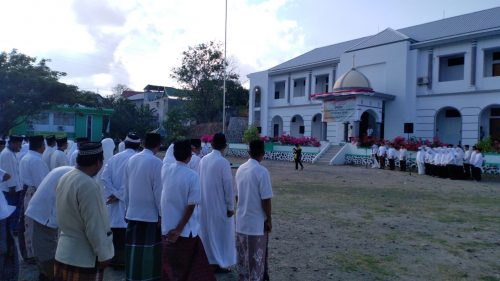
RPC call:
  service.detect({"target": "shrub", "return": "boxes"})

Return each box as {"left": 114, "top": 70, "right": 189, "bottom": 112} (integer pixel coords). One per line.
{"left": 243, "top": 126, "right": 261, "bottom": 144}
{"left": 277, "top": 134, "right": 320, "bottom": 147}
{"left": 201, "top": 134, "right": 213, "bottom": 143}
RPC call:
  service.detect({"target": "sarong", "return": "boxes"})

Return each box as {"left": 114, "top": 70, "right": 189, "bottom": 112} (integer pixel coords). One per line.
{"left": 23, "top": 186, "right": 36, "bottom": 259}
{"left": 125, "top": 220, "right": 162, "bottom": 281}
{"left": 33, "top": 220, "right": 58, "bottom": 280}
{"left": 54, "top": 260, "right": 104, "bottom": 281}
{"left": 236, "top": 232, "right": 270, "bottom": 281}
{"left": 0, "top": 219, "right": 19, "bottom": 281}
{"left": 161, "top": 235, "right": 216, "bottom": 281}
{"left": 111, "top": 228, "right": 126, "bottom": 268}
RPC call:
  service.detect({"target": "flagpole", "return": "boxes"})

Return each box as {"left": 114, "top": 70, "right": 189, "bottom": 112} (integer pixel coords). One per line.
{"left": 222, "top": 0, "right": 227, "bottom": 134}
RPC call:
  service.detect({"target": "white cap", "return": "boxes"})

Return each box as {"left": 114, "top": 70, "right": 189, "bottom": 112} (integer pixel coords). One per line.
{"left": 0, "top": 192, "right": 15, "bottom": 220}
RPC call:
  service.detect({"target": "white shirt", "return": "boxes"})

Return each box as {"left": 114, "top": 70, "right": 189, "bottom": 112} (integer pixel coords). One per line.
{"left": 0, "top": 168, "right": 5, "bottom": 180}
{"left": 188, "top": 153, "right": 201, "bottom": 174}
{"left": 464, "top": 149, "right": 472, "bottom": 164}
{"left": 25, "top": 166, "right": 73, "bottom": 228}
{"left": 399, "top": 149, "right": 407, "bottom": 161}
{"left": 162, "top": 143, "right": 176, "bottom": 166}
{"left": 69, "top": 150, "right": 79, "bottom": 166}
{"left": 235, "top": 159, "right": 273, "bottom": 236}
{"left": 101, "top": 148, "right": 136, "bottom": 228}
{"left": 201, "top": 144, "right": 211, "bottom": 157}
{"left": 124, "top": 149, "right": 163, "bottom": 222}
{"left": 377, "top": 146, "right": 387, "bottom": 157}
{"left": 50, "top": 149, "right": 69, "bottom": 170}
{"left": 118, "top": 141, "right": 125, "bottom": 153}
{"left": 0, "top": 147, "right": 22, "bottom": 192}
{"left": 42, "top": 146, "right": 55, "bottom": 169}
{"left": 19, "top": 150, "right": 49, "bottom": 188}
{"left": 472, "top": 152, "right": 484, "bottom": 168}
{"left": 371, "top": 145, "right": 378, "bottom": 155}
{"left": 161, "top": 162, "right": 201, "bottom": 237}
{"left": 387, "top": 148, "right": 397, "bottom": 159}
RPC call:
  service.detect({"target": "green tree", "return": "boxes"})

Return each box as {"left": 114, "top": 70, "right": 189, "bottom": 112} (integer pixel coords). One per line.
{"left": 0, "top": 49, "right": 80, "bottom": 135}
{"left": 108, "top": 98, "right": 157, "bottom": 139}
{"left": 171, "top": 41, "right": 248, "bottom": 124}
{"left": 243, "top": 125, "right": 260, "bottom": 143}
{"left": 163, "top": 106, "right": 190, "bottom": 143}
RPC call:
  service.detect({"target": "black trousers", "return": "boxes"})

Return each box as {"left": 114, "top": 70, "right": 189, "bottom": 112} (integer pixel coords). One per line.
{"left": 379, "top": 156, "right": 386, "bottom": 169}
{"left": 295, "top": 159, "right": 303, "bottom": 170}
{"left": 472, "top": 167, "right": 482, "bottom": 181}
{"left": 111, "top": 228, "right": 126, "bottom": 267}
{"left": 400, "top": 160, "right": 406, "bottom": 172}
{"left": 389, "top": 159, "right": 395, "bottom": 170}
{"left": 463, "top": 164, "right": 471, "bottom": 179}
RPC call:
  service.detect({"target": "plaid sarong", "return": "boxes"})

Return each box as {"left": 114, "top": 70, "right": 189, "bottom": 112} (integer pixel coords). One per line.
{"left": 54, "top": 260, "right": 104, "bottom": 281}
{"left": 236, "top": 232, "right": 270, "bottom": 281}
{"left": 125, "top": 220, "right": 162, "bottom": 281}
{"left": 161, "top": 235, "right": 216, "bottom": 281}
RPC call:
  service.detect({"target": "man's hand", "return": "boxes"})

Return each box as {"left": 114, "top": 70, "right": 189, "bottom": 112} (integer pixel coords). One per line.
{"left": 264, "top": 219, "right": 272, "bottom": 233}
{"left": 227, "top": 210, "right": 234, "bottom": 218}
{"left": 167, "top": 229, "right": 181, "bottom": 243}
{"left": 2, "top": 173, "right": 10, "bottom": 182}
{"left": 106, "top": 195, "right": 119, "bottom": 205}
{"left": 97, "top": 259, "right": 111, "bottom": 269}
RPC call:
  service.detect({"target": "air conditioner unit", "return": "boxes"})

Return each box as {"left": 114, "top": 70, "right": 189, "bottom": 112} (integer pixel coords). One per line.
{"left": 417, "top": 77, "right": 429, "bottom": 85}
{"left": 58, "top": 126, "right": 65, "bottom": 132}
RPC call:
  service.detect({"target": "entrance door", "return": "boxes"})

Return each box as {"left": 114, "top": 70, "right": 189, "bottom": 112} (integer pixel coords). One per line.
{"left": 86, "top": 115, "right": 93, "bottom": 141}
{"left": 491, "top": 119, "right": 500, "bottom": 141}
{"left": 274, "top": 124, "right": 279, "bottom": 138}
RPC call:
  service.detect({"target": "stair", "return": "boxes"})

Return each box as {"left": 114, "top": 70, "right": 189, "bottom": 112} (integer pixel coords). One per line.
{"left": 315, "top": 145, "right": 342, "bottom": 165}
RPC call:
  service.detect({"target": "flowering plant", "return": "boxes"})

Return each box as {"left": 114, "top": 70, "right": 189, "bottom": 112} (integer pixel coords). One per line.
{"left": 201, "top": 134, "right": 213, "bottom": 143}
{"left": 277, "top": 134, "right": 321, "bottom": 147}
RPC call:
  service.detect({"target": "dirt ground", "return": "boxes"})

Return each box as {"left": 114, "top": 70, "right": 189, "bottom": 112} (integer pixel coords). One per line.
{"left": 20, "top": 158, "right": 500, "bottom": 281}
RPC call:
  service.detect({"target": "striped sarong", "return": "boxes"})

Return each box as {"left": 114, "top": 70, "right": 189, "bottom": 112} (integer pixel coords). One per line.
{"left": 125, "top": 220, "right": 162, "bottom": 281}
{"left": 236, "top": 232, "right": 270, "bottom": 281}
{"left": 161, "top": 235, "right": 216, "bottom": 281}
{"left": 23, "top": 186, "right": 36, "bottom": 259}
{"left": 54, "top": 260, "right": 104, "bottom": 281}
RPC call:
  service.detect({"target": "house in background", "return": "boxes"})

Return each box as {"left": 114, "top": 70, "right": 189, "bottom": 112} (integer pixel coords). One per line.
{"left": 248, "top": 7, "right": 500, "bottom": 146}
{"left": 122, "top": 84, "right": 186, "bottom": 129}
{"left": 11, "top": 105, "right": 114, "bottom": 142}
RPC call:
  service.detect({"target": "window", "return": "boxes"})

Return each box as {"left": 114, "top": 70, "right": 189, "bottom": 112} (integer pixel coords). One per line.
{"left": 299, "top": 126, "right": 305, "bottom": 134}
{"left": 254, "top": 87, "right": 261, "bottom": 107}
{"left": 315, "top": 75, "right": 329, "bottom": 93}
{"left": 483, "top": 49, "right": 500, "bottom": 77}
{"left": 32, "top": 112, "right": 49, "bottom": 125}
{"left": 274, "top": 81, "right": 285, "bottom": 99}
{"left": 439, "top": 54, "right": 464, "bottom": 82}
{"left": 492, "top": 108, "right": 500, "bottom": 116}
{"left": 445, "top": 109, "right": 461, "bottom": 118}
{"left": 53, "top": 112, "right": 75, "bottom": 126}
{"left": 293, "top": 78, "right": 306, "bottom": 97}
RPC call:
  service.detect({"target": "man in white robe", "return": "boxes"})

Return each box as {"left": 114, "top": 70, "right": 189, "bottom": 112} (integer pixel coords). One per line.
{"left": 416, "top": 147, "right": 425, "bottom": 175}
{"left": 101, "top": 133, "right": 140, "bottom": 268}
{"left": 199, "top": 133, "right": 236, "bottom": 272}
{"left": 163, "top": 143, "right": 176, "bottom": 166}
{"left": 188, "top": 139, "right": 202, "bottom": 174}
{"left": 50, "top": 137, "right": 69, "bottom": 170}
{"left": 42, "top": 135, "right": 56, "bottom": 169}
{"left": 19, "top": 135, "right": 49, "bottom": 263}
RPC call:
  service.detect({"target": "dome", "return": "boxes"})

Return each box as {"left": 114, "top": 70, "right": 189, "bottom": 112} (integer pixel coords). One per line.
{"left": 333, "top": 68, "right": 373, "bottom": 92}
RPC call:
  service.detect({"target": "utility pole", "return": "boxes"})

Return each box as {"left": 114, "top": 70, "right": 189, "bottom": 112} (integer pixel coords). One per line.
{"left": 222, "top": 0, "right": 228, "bottom": 134}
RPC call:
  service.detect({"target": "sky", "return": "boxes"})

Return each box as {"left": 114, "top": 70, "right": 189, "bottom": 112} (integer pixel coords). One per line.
{"left": 1, "top": 0, "right": 499, "bottom": 95}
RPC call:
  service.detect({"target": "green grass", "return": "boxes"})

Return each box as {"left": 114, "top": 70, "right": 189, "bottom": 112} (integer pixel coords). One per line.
{"left": 335, "top": 251, "right": 396, "bottom": 279}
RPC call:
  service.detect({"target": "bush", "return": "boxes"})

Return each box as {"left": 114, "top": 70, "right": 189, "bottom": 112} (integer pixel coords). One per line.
{"left": 201, "top": 134, "right": 213, "bottom": 143}
{"left": 476, "top": 137, "right": 494, "bottom": 153}
{"left": 243, "top": 126, "right": 261, "bottom": 144}
{"left": 277, "top": 135, "right": 320, "bottom": 147}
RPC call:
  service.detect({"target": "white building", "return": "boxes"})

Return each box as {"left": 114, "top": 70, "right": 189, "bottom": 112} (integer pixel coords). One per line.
{"left": 248, "top": 7, "right": 500, "bottom": 146}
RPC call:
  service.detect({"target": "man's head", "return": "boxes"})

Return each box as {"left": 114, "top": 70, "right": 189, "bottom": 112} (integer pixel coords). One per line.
{"left": 174, "top": 140, "right": 192, "bottom": 163}
{"left": 249, "top": 140, "right": 265, "bottom": 162}
{"left": 464, "top": 145, "right": 470, "bottom": 150}
{"left": 0, "top": 139, "right": 5, "bottom": 152}
{"left": 76, "top": 142, "right": 104, "bottom": 177}
{"left": 56, "top": 137, "right": 68, "bottom": 151}
{"left": 144, "top": 132, "right": 162, "bottom": 153}
{"left": 8, "top": 135, "right": 23, "bottom": 152}
{"left": 124, "top": 132, "right": 141, "bottom": 150}
{"left": 45, "top": 135, "right": 56, "bottom": 147}
{"left": 29, "top": 135, "right": 45, "bottom": 153}
{"left": 211, "top": 133, "right": 227, "bottom": 151}
{"left": 190, "top": 139, "right": 202, "bottom": 155}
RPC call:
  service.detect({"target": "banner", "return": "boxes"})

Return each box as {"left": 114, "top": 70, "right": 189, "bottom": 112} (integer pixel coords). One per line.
{"left": 322, "top": 98, "right": 355, "bottom": 122}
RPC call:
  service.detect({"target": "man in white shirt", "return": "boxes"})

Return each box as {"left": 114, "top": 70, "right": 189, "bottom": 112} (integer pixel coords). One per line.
{"left": 199, "top": 133, "right": 236, "bottom": 272}
{"left": 69, "top": 137, "right": 88, "bottom": 166}
{"left": 19, "top": 135, "right": 49, "bottom": 263}
{"left": 50, "top": 137, "right": 69, "bottom": 170}
{"left": 387, "top": 144, "right": 397, "bottom": 171}
{"left": 42, "top": 135, "right": 56, "bottom": 169}
{"left": 160, "top": 140, "right": 215, "bottom": 280}
{"left": 124, "top": 132, "right": 163, "bottom": 281}
{"left": 371, "top": 144, "right": 379, "bottom": 169}
{"left": 0, "top": 135, "right": 23, "bottom": 236}
{"left": 416, "top": 146, "right": 425, "bottom": 175}
{"left": 463, "top": 145, "right": 472, "bottom": 179}
{"left": 201, "top": 140, "right": 211, "bottom": 157}
{"left": 188, "top": 139, "right": 202, "bottom": 174}
{"left": 399, "top": 146, "right": 407, "bottom": 172}
{"left": 0, "top": 189, "right": 18, "bottom": 281}
{"left": 163, "top": 142, "right": 176, "bottom": 166}
{"left": 377, "top": 143, "right": 387, "bottom": 169}
{"left": 235, "top": 140, "right": 273, "bottom": 281}
{"left": 101, "top": 133, "right": 140, "bottom": 269}
{"left": 25, "top": 166, "right": 72, "bottom": 281}
{"left": 471, "top": 147, "right": 484, "bottom": 181}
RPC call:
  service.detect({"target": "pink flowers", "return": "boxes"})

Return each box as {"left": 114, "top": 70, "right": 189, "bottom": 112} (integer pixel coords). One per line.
{"left": 276, "top": 134, "right": 321, "bottom": 147}
{"left": 201, "top": 134, "right": 213, "bottom": 143}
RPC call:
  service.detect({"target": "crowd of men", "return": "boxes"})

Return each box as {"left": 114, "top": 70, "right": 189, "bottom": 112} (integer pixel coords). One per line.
{"left": 0, "top": 132, "right": 273, "bottom": 281}
{"left": 371, "top": 143, "right": 485, "bottom": 181}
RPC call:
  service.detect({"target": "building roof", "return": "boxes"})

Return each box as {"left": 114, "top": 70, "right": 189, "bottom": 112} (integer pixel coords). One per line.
{"left": 333, "top": 68, "right": 372, "bottom": 91}
{"left": 268, "top": 7, "right": 500, "bottom": 73}
{"left": 122, "top": 90, "right": 143, "bottom": 98}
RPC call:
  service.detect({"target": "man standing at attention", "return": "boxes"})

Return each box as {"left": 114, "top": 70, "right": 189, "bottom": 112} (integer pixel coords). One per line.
{"left": 161, "top": 140, "right": 216, "bottom": 280}
{"left": 50, "top": 137, "right": 69, "bottom": 170}
{"left": 124, "top": 132, "right": 163, "bottom": 281}
{"left": 19, "top": 135, "right": 49, "bottom": 264}
{"left": 235, "top": 140, "right": 273, "bottom": 281}
{"left": 0, "top": 136, "right": 23, "bottom": 236}
{"left": 54, "top": 142, "right": 114, "bottom": 281}
{"left": 101, "top": 133, "right": 141, "bottom": 269}
{"left": 199, "top": 133, "right": 236, "bottom": 273}
{"left": 42, "top": 135, "right": 56, "bottom": 169}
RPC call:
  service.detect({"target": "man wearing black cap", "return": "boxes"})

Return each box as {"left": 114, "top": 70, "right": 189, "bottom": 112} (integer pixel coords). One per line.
{"left": 124, "top": 132, "right": 163, "bottom": 281}
{"left": 54, "top": 142, "right": 113, "bottom": 281}
{"left": 198, "top": 132, "right": 236, "bottom": 272}
{"left": 188, "top": 138, "right": 202, "bottom": 174}
{"left": 50, "top": 137, "right": 69, "bottom": 170}
{"left": 19, "top": 135, "right": 49, "bottom": 264}
{"left": 42, "top": 135, "right": 56, "bottom": 169}
{"left": 0, "top": 136, "right": 23, "bottom": 235}
{"left": 101, "top": 133, "right": 141, "bottom": 269}
{"left": 69, "top": 137, "right": 89, "bottom": 166}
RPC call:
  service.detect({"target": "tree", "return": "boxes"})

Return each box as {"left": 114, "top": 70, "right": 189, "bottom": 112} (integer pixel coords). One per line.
{"left": 112, "top": 84, "right": 131, "bottom": 98}
{"left": 0, "top": 49, "right": 80, "bottom": 135}
{"left": 108, "top": 98, "right": 158, "bottom": 139}
{"left": 171, "top": 41, "right": 248, "bottom": 124}
{"left": 163, "top": 106, "right": 190, "bottom": 143}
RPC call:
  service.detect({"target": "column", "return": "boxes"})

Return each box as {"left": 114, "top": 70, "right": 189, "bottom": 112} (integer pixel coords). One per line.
{"left": 427, "top": 49, "right": 433, "bottom": 90}
{"left": 353, "top": 120, "right": 360, "bottom": 138}
{"left": 470, "top": 41, "right": 477, "bottom": 86}
{"left": 376, "top": 122, "right": 382, "bottom": 139}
